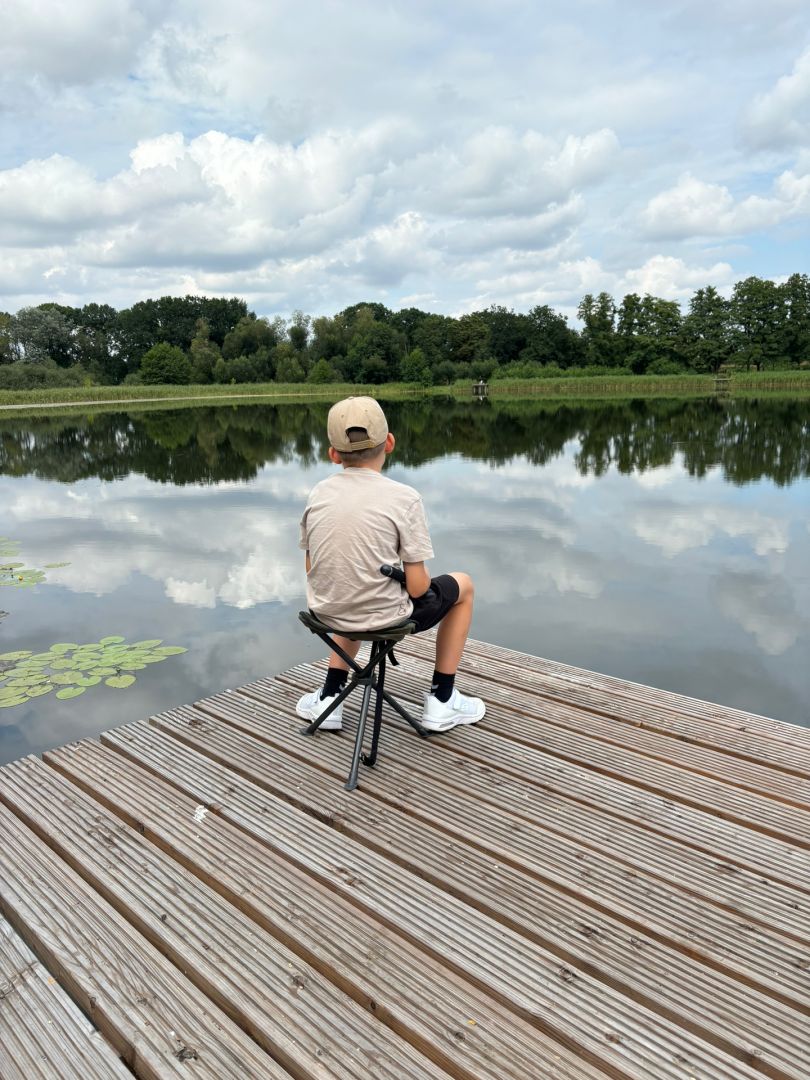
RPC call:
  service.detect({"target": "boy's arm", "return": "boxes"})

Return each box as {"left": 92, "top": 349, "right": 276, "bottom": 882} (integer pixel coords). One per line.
{"left": 403, "top": 561, "right": 430, "bottom": 598}
{"left": 305, "top": 552, "right": 311, "bottom": 573}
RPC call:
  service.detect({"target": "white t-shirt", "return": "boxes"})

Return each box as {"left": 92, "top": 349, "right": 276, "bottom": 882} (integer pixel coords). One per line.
{"left": 299, "top": 468, "right": 434, "bottom": 632}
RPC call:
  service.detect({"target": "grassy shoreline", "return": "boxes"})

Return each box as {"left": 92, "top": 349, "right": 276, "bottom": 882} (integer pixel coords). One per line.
{"left": 1, "top": 370, "right": 809, "bottom": 415}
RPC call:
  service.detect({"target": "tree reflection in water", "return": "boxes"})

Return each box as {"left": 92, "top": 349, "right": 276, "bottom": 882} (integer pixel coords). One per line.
{"left": 0, "top": 397, "right": 808, "bottom": 488}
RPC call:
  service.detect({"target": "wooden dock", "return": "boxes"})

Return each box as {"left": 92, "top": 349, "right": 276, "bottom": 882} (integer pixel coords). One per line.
{"left": 1, "top": 633, "right": 808, "bottom": 1079}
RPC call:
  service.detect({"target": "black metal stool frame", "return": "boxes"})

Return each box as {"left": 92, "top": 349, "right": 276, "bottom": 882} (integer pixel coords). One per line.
{"left": 298, "top": 611, "right": 431, "bottom": 791}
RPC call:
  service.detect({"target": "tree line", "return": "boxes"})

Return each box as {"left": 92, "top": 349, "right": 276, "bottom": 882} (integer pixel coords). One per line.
{"left": 1, "top": 274, "right": 809, "bottom": 391}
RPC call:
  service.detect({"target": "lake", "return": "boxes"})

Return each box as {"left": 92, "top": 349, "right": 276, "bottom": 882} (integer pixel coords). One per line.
{"left": 1, "top": 394, "right": 808, "bottom": 764}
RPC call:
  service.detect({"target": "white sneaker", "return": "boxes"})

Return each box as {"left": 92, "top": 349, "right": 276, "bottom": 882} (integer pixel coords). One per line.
{"left": 421, "top": 688, "right": 485, "bottom": 732}
{"left": 296, "top": 689, "right": 343, "bottom": 730}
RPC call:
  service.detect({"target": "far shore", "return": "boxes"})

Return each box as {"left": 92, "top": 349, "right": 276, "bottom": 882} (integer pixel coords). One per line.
{"left": 1, "top": 370, "right": 809, "bottom": 414}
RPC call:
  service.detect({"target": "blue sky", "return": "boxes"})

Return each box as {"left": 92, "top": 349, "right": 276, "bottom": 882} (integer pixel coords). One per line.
{"left": 0, "top": 0, "right": 808, "bottom": 319}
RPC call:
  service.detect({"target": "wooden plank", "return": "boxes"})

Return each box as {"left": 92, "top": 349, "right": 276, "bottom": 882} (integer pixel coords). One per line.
{"left": 45, "top": 736, "right": 611, "bottom": 1080}
{"left": 148, "top": 700, "right": 810, "bottom": 1080}
{"left": 0, "top": 800, "right": 287, "bottom": 1079}
{"left": 0, "top": 755, "right": 447, "bottom": 1080}
{"left": 0, "top": 916, "right": 130, "bottom": 1080}
{"left": 85, "top": 722, "right": 780, "bottom": 1080}
{"left": 279, "top": 658, "right": 810, "bottom": 851}
{"left": 194, "top": 687, "right": 810, "bottom": 1006}
{"left": 271, "top": 667, "right": 810, "bottom": 909}
{"left": 403, "top": 635, "right": 810, "bottom": 785}
{"left": 418, "top": 634, "right": 810, "bottom": 749}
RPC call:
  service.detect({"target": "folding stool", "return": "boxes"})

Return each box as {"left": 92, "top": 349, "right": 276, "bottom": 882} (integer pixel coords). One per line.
{"left": 298, "top": 610, "right": 431, "bottom": 790}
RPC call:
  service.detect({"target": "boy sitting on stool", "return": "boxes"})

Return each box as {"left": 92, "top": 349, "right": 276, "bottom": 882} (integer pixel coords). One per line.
{"left": 297, "top": 395, "right": 486, "bottom": 733}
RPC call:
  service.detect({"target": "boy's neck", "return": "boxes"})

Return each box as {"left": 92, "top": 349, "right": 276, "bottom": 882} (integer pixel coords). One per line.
{"left": 342, "top": 460, "right": 384, "bottom": 473}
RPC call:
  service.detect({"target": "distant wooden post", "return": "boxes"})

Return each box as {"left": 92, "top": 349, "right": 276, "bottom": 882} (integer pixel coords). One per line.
{"left": 714, "top": 367, "right": 731, "bottom": 397}
{"left": 473, "top": 379, "right": 489, "bottom": 399}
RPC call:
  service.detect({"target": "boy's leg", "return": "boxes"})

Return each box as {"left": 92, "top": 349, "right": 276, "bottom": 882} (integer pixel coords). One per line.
{"left": 434, "top": 572, "right": 474, "bottom": 675}
{"left": 296, "top": 634, "right": 361, "bottom": 730}
{"left": 422, "top": 572, "right": 485, "bottom": 728}
{"left": 321, "top": 635, "right": 360, "bottom": 695}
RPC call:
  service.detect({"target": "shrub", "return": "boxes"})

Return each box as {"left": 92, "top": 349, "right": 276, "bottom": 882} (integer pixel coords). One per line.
{"left": 139, "top": 343, "right": 192, "bottom": 385}
{"left": 0, "top": 360, "right": 90, "bottom": 390}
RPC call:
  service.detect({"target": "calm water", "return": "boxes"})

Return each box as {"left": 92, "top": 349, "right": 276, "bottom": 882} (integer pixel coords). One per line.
{"left": 1, "top": 396, "right": 808, "bottom": 763}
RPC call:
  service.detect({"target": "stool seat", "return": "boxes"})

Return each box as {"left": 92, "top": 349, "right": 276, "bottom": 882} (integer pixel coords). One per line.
{"left": 298, "top": 608, "right": 429, "bottom": 791}
{"left": 298, "top": 610, "right": 416, "bottom": 642}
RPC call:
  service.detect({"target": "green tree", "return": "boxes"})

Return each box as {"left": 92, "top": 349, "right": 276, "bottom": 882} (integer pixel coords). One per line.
{"left": 222, "top": 315, "right": 280, "bottom": 360}
{"left": 412, "top": 314, "right": 453, "bottom": 367}
{"left": 448, "top": 313, "right": 490, "bottom": 366}
{"left": 577, "top": 292, "right": 620, "bottom": 367}
{"left": 344, "top": 311, "right": 404, "bottom": 382}
{"left": 139, "top": 342, "right": 192, "bottom": 384}
{"left": 274, "top": 343, "right": 305, "bottom": 382}
{"left": 781, "top": 273, "right": 810, "bottom": 367}
{"left": 681, "top": 287, "right": 731, "bottom": 373}
{"left": 188, "top": 319, "right": 222, "bottom": 384}
{"left": 522, "top": 305, "right": 584, "bottom": 368}
{"left": 476, "top": 306, "right": 531, "bottom": 365}
{"left": 624, "top": 295, "right": 683, "bottom": 373}
{"left": 306, "top": 358, "right": 338, "bottom": 384}
{"left": 0, "top": 312, "right": 13, "bottom": 365}
{"left": 310, "top": 314, "right": 351, "bottom": 370}
{"left": 400, "top": 347, "right": 432, "bottom": 385}
{"left": 730, "top": 277, "right": 786, "bottom": 370}
{"left": 73, "top": 303, "right": 122, "bottom": 383}
{"left": 288, "top": 310, "right": 311, "bottom": 352}
{"left": 12, "top": 305, "right": 76, "bottom": 366}
{"left": 389, "top": 307, "right": 430, "bottom": 350}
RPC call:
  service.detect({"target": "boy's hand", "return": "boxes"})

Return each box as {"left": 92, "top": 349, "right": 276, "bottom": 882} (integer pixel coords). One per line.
{"left": 403, "top": 561, "right": 431, "bottom": 599}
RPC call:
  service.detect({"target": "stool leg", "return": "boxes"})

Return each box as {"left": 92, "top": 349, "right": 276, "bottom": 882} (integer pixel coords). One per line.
{"left": 346, "top": 642, "right": 377, "bottom": 791}
{"left": 362, "top": 652, "right": 385, "bottom": 768}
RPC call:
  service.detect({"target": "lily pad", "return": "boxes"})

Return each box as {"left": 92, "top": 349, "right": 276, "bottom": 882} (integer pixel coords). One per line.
{"left": 55, "top": 686, "right": 86, "bottom": 700}
{"left": 105, "top": 674, "right": 136, "bottom": 689}
{"left": 44, "top": 562, "right": 70, "bottom": 568}
{"left": 50, "top": 643, "right": 79, "bottom": 654}
{"left": 27, "top": 685, "right": 54, "bottom": 697}
{"left": 0, "top": 651, "right": 32, "bottom": 662}
{"left": 51, "top": 659, "right": 78, "bottom": 670}
{"left": 75, "top": 675, "right": 101, "bottom": 687}
{"left": 49, "top": 673, "right": 79, "bottom": 685}
{"left": 118, "top": 662, "right": 146, "bottom": 671}
{"left": 130, "top": 639, "right": 163, "bottom": 649}
{"left": 0, "top": 697, "right": 27, "bottom": 708}
{"left": 99, "top": 636, "right": 126, "bottom": 645}
{"left": 152, "top": 646, "right": 188, "bottom": 657}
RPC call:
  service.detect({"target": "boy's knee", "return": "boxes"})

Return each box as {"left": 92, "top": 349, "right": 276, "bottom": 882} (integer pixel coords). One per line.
{"left": 451, "top": 572, "right": 474, "bottom": 602}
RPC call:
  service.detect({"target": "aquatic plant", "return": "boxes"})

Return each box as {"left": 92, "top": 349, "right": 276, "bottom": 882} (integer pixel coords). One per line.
{"left": 0, "top": 538, "right": 68, "bottom": 589}
{"left": 0, "top": 637, "right": 187, "bottom": 708}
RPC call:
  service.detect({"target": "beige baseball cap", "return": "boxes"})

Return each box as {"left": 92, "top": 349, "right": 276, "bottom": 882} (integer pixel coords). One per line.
{"left": 327, "top": 396, "right": 389, "bottom": 452}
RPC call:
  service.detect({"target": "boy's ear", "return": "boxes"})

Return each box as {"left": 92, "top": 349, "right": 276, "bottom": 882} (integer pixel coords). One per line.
{"left": 384, "top": 432, "right": 396, "bottom": 453}
{"left": 328, "top": 446, "right": 342, "bottom": 465}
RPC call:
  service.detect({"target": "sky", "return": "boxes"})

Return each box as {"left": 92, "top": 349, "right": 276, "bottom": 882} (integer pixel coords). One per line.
{"left": 1, "top": 0, "right": 809, "bottom": 321}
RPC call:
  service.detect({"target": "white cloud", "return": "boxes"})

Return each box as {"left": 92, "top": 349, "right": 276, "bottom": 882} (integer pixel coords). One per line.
{"left": 713, "top": 572, "right": 804, "bottom": 655}
{"left": 744, "top": 47, "right": 810, "bottom": 149}
{"left": 642, "top": 169, "right": 810, "bottom": 240}
{"left": 632, "top": 503, "right": 789, "bottom": 558}
{"left": 0, "top": 3, "right": 808, "bottom": 314}
{"left": 0, "top": 0, "right": 160, "bottom": 85}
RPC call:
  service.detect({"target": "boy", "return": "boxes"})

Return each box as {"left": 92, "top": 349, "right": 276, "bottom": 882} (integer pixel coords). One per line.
{"left": 297, "top": 395, "right": 486, "bottom": 733}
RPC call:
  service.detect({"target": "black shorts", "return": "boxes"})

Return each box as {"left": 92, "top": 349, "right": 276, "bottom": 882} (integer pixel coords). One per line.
{"left": 409, "top": 574, "right": 460, "bottom": 633}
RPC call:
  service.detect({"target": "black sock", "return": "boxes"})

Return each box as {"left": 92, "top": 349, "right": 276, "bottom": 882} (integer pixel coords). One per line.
{"left": 322, "top": 668, "right": 348, "bottom": 699}
{"left": 431, "top": 670, "right": 455, "bottom": 703}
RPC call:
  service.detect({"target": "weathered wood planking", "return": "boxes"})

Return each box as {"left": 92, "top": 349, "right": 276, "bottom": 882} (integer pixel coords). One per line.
{"left": 1, "top": 634, "right": 808, "bottom": 1079}
{"left": 0, "top": 916, "right": 129, "bottom": 1080}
